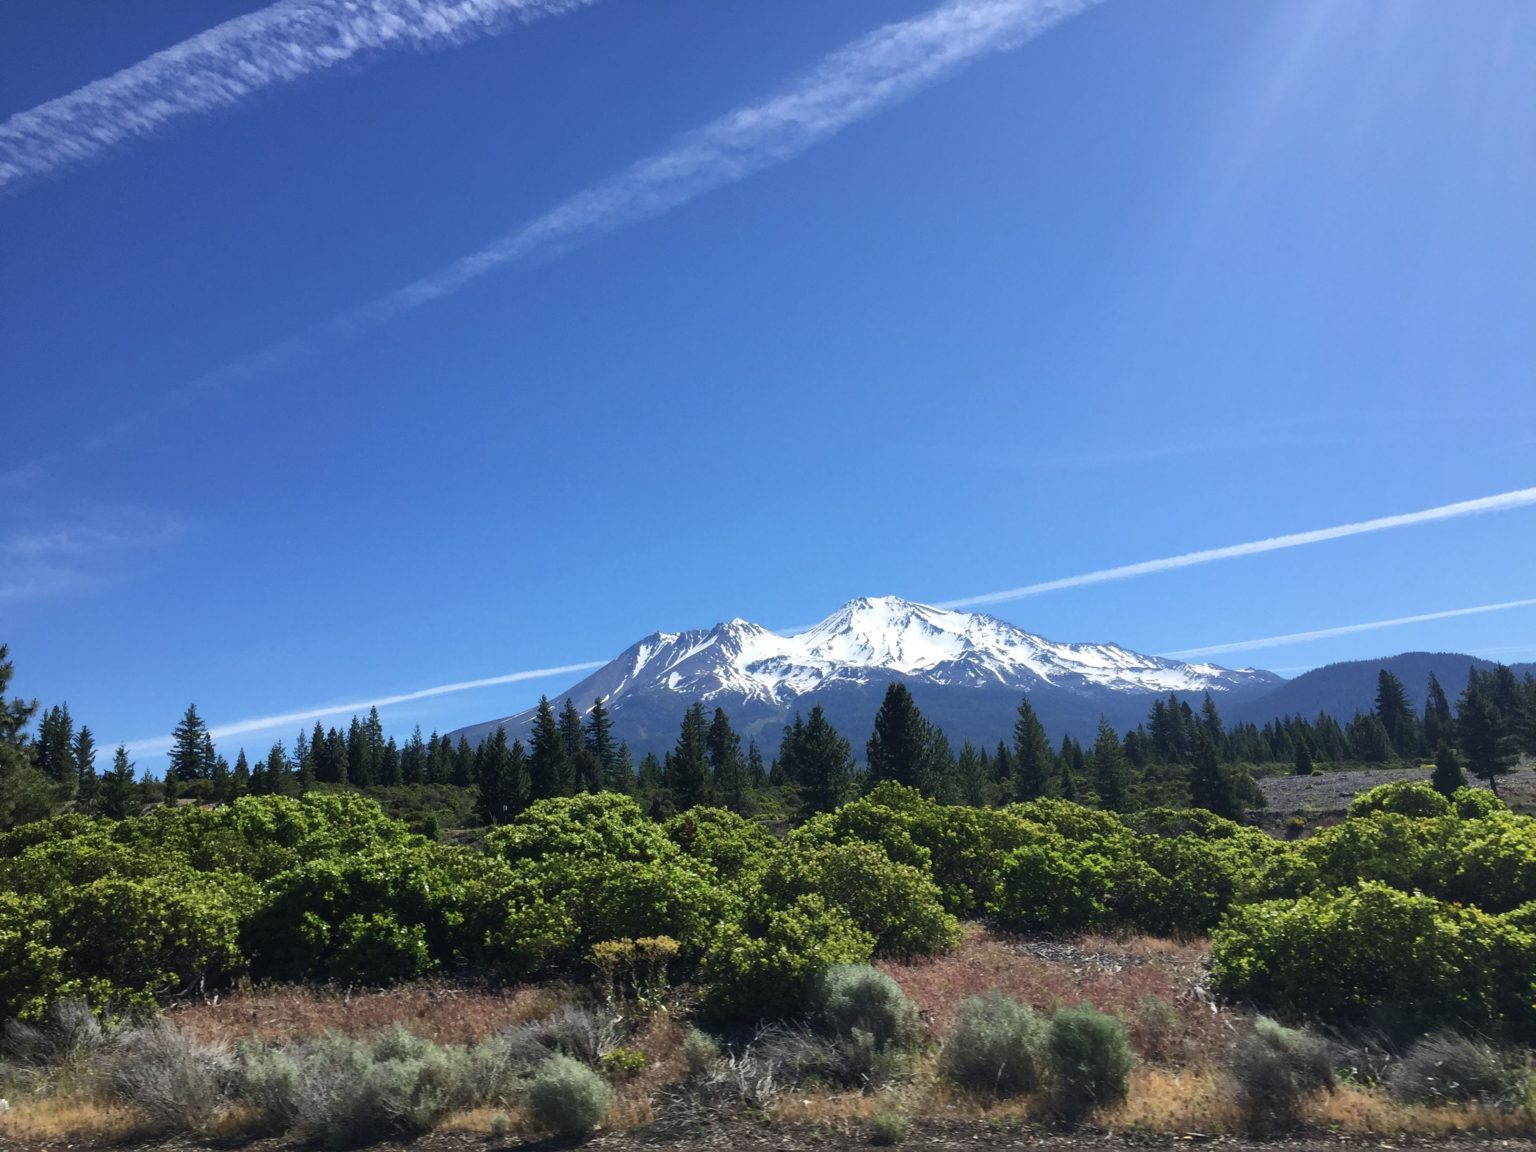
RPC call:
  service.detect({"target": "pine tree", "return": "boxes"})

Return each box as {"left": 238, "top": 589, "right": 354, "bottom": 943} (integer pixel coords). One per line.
{"left": 425, "top": 731, "right": 450, "bottom": 786}
{"left": 1423, "top": 672, "right": 1452, "bottom": 752}
{"left": 475, "top": 726, "right": 526, "bottom": 825}
{"left": 346, "top": 716, "right": 369, "bottom": 787}
{"left": 73, "top": 725, "right": 99, "bottom": 813}
{"left": 792, "top": 705, "right": 852, "bottom": 817}
{"left": 1057, "top": 737, "right": 1078, "bottom": 801}
{"left": 0, "top": 644, "right": 50, "bottom": 828}
{"left": 866, "top": 682, "right": 938, "bottom": 795}
{"left": 100, "top": 746, "right": 141, "bottom": 819}
{"left": 1191, "top": 730, "right": 1239, "bottom": 818}
{"left": 585, "top": 697, "right": 620, "bottom": 788}
{"left": 637, "top": 751, "right": 664, "bottom": 796}
{"left": 1200, "top": 693, "right": 1225, "bottom": 752}
{"left": 706, "top": 708, "right": 749, "bottom": 813}
{"left": 380, "top": 737, "right": 402, "bottom": 787}
{"left": 170, "top": 705, "right": 213, "bottom": 782}
{"left": 666, "top": 702, "right": 711, "bottom": 811}
{"left": 1347, "top": 712, "right": 1393, "bottom": 763}
{"left": 1457, "top": 677, "right": 1517, "bottom": 796}
{"left": 232, "top": 749, "right": 251, "bottom": 797}
{"left": 1012, "top": 695, "right": 1052, "bottom": 800}
{"left": 559, "top": 699, "right": 588, "bottom": 786}
{"left": 210, "top": 754, "right": 231, "bottom": 803}
{"left": 612, "top": 742, "right": 635, "bottom": 794}
{"left": 746, "top": 740, "right": 767, "bottom": 789}
{"left": 1430, "top": 741, "right": 1467, "bottom": 797}
{"left": 1293, "top": 741, "right": 1313, "bottom": 777}
{"left": 527, "top": 696, "right": 573, "bottom": 800}
{"left": 1374, "top": 670, "right": 1418, "bottom": 758}
{"left": 453, "top": 736, "right": 476, "bottom": 789}
{"left": 36, "top": 703, "right": 78, "bottom": 797}
{"left": 266, "top": 742, "right": 294, "bottom": 795}
{"left": 401, "top": 726, "right": 427, "bottom": 786}
{"left": 162, "top": 771, "right": 181, "bottom": 806}
{"left": 955, "top": 740, "right": 992, "bottom": 806}
{"left": 1089, "top": 716, "right": 1130, "bottom": 812}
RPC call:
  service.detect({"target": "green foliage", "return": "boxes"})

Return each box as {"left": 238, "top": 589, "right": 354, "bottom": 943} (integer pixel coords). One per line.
{"left": 664, "top": 806, "right": 775, "bottom": 881}
{"left": 867, "top": 1109, "right": 910, "bottom": 1145}
{"left": 817, "top": 964, "right": 921, "bottom": 1055}
{"left": 1045, "top": 1004, "right": 1134, "bottom": 1122}
{"left": 702, "top": 894, "right": 873, "bottom": 1020}
{"left": 1211, "top": 882, "right": 1536, "bottom": 1033}
{"left": 759, "top": 837, "right": 960, "bottom": 958}
{"left": 527, "top": 1053, "right": 612, "bottom": 1138}
{"left": 1349, "top": 780, "right": 1452, "bottom": 819}
{"left": 938, "top": 990, "right": 1047, "bottom": 1096}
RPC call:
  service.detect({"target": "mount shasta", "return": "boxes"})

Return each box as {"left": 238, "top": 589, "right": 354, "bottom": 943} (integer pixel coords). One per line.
{"left": 450, "top": 597, "right": 1285, "bottom": 757}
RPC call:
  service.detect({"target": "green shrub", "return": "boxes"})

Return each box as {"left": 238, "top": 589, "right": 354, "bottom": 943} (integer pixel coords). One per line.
{"left": 1227, "top": 1017, "right": 1333, "bottom": 1132}
{"left": 938, "top": 990, "right": 1046, "bottom": 1096}
{"left": 867, "top": 1109, "right": 909, "bottom": 1145}
{"left": 1045, "top": 1005, "right": 1133, "bottom": 1122}
{"left": 757, "top": 840, "right": 959, "bottom": 958}
{"left": 1454, "top": 787, "right": 1507, "bottom": 820}
{"left": 682, "top": 1028, "right": 720, "bottom": 1076}
{"left": 527, "top": 1053, "right": 612, "bottom": 1138}
{"left": 1212, "top": 882, "right": 1536, "bottom": 1032}
{"left": 818, "top": 965, "right": 921, "bottom": 1054}
{"left": 1388, "top": 1032, "right": 1531, "bottom": 1109}
{"left": 702, "top": 894, "right": 873, "bottom": 1020}
{"left": 600, "top": 1046, "right": 647, "bottom": 1079}
{"left": 231, "top": 1042, "right": 302, "bottom": 1135}
{"left": 664, "top": 807, "right": 775, "bottom": 881}
{"left": 1350, "top": 781, "right": 1452, "bottom": 820}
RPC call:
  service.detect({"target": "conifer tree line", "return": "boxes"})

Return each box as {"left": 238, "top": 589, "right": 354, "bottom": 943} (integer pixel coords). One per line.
{"left": 3, "top": 637, "right": 1535, "bottom": 830}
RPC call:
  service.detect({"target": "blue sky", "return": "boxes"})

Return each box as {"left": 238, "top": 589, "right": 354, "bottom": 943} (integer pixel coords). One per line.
{"left": 2, "top": 0, "right": 1534, "bottom": 769}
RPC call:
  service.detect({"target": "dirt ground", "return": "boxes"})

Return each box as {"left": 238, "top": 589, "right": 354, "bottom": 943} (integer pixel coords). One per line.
{"left": 1256, "top": 761, "right": 1536, "bottom": 829}
{"left": 7, "top": 1120, "right": 1532, "bottom": 1152}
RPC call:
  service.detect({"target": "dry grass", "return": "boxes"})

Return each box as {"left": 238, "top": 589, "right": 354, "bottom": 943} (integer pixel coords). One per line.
{"left": 169, "top": 978, "right": 565, "bottom": 1046}
{"left": 1309, "top": 1080, "right": 1534, "bottom": 1136}
{"left": 1103, "top": 1067, "right": 1238, "bottom": 1131}
{"left": 0, "top": 1095, "right": 138, "bottom": 1144}
{"left": 878, "top": 925, "right": 1228, "bottom": 1067}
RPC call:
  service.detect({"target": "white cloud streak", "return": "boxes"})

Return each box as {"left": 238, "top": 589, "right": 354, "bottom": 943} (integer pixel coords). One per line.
{"left": 1161, "top": 598, "right": 1536, "bottom": 660}
{"left": 121, "top": 660, "right": 606, "bottom": 756}
{"left": 0, "top": 0, "right": 595, "bottom": 192}
{"left": 1, "top": 0, "right": 1099, "bottom": 489}
{"left": 938, "top": 486, "right": 1536, "bottom": 610}
{"left": 330, "top": 0, "right": 1103, "bottom": 331}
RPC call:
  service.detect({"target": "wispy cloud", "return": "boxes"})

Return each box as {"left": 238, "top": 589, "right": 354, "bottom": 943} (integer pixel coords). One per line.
{"left": 938, "top": 486, "right": 1536, "bottom": 610}
{"left": 0, "top": 0, "right": 595, "bottom": 193}
{"left": 2, "top": 0, "right": 1099, "bottom": 488}
{"left": 0, "top": 512, "right": 184, "bottom": 601}
{"left": 1161, "top": 597, "right": 1536, "bottom": 660}
{"left": 121, "top": 660, "right": 606, "bottom": 756}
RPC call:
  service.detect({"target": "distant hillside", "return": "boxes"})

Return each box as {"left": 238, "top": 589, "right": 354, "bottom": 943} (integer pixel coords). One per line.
{"left": 1231, "top": 651, "right": 1536, "bottom": 724}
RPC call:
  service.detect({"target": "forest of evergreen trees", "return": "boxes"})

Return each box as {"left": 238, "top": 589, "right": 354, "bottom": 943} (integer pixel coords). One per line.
{"left": 3, "top": 638, "right": 1533, "bottom": 833}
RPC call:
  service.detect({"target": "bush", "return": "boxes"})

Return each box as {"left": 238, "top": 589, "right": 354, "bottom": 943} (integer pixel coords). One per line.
{"left": 1, "top": 997, "right": 112, "bottom": 1068}
{"left": 1388, "top": 1032, "right": 1532, "bottom": 1109}
{"left": 1350, "top": 781, "right": 1452, "bottom": 820}
{"left": 1045, "top": 1005, "right": 1133, "bottom": 1122}
{"left": 1227, "top": 1017, "right": 1333, "bottom": 1132}
{"left": 867, "top": 1109, "right": 909, "bottom": 1145}
{"left": 703, "top": 894, "right": 874, "bottom": 1021}
{"left": 818, "top": 965, "right": 921, "bottom": 1053}
{"left": 683, "top": 1028, "right": 720, "bottom": 1076}
{"left": 527, "top": 1053, "right": 612, "bottom": 1138}
{"left": 104, "top": 1020, "right": 232, "bottom": 1132}
{"left": 939, "top": 990, "right": 1046, "bottom": 1096}
{"left": 815, "top": 964, "right": 921, "bottom": 1087}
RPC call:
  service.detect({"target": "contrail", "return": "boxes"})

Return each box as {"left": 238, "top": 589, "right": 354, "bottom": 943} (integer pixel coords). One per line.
{"left": 121, "top": 659, "right": 604, "bottom": 755}
{"left": 0, "top": 0, "right": 1099, "bottom": 488}
{"left": 0, "top": 0, "right": 596, "bottom": 193}
{"left": 938, "top": 486, "right": 1536, "bottom": 610}
{"left": 1161, "top": 598, "right": 1536, "bottom": 660}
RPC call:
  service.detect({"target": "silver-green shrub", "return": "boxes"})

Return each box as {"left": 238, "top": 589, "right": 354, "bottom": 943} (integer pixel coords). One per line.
{"left": 938, "top": 991, "right": 1046, "bottom": 1096}
{"left": 527, "top": 1053, "right": 612, "bottom": 1138}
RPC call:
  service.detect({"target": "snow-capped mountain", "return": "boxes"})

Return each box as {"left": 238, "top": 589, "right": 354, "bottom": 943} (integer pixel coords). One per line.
{"left": 450, "top": 597, "right": 1282, "bottom": 755}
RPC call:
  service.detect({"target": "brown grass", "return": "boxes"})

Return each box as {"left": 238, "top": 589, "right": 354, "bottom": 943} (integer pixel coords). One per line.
{"left": 169, "top": 978, "right": 566, "bottom": 1046}
{"left": 1308, "top": 1081, "right": 1534, "bottom": 1137}
{"left": 878, "top": 924, "right": 1228, "bottom": 1066}
{"left": 0, "top": 1096, "right": 138, "bottom": 1145}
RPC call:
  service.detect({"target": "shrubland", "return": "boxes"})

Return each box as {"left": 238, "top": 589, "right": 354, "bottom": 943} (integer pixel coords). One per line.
{"left": 3, "top": 778, "right": 1536, "bottom": 1143}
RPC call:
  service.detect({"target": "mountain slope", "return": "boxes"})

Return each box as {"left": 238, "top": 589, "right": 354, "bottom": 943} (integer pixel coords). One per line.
{"left": 450, "top": 596, "right": 1281, "bottom": 756}
{"left": 1231, "top": 651, "right": 1536, "bottom": 725}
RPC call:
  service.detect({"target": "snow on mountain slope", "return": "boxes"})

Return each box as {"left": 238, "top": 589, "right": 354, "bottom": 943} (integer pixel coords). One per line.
{"left": 565, "top": 595, "right": 1276, "bottom": 708}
